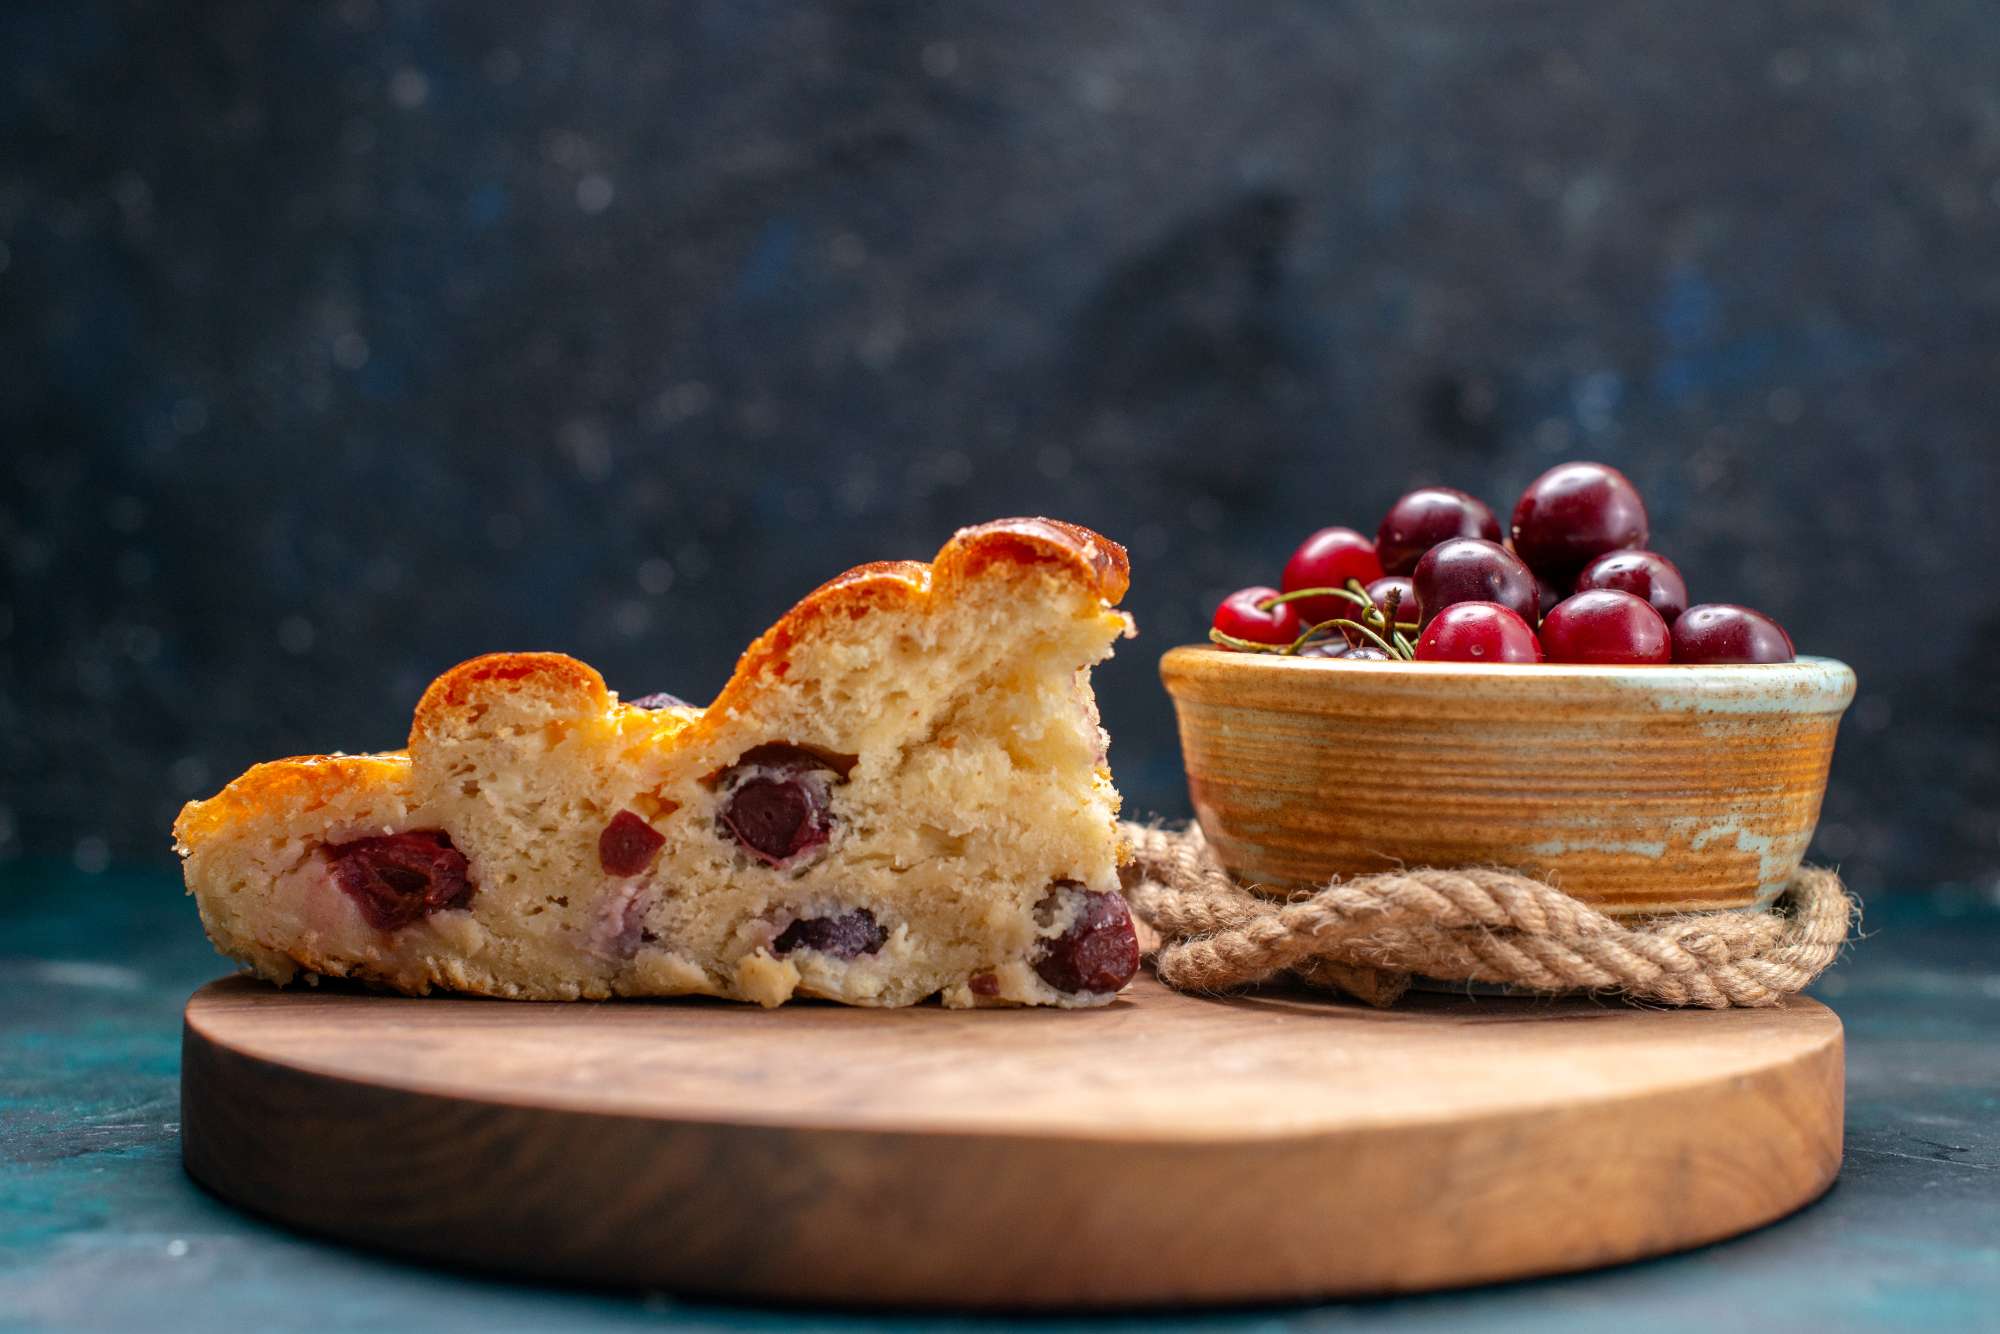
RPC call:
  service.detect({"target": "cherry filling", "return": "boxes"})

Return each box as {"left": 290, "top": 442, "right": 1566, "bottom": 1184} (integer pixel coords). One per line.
{"left": 325, "top": 831, "right": 473, "bottom": 931}
{"left": 598, "top": 809, "right": 665, "bottom": 876}
{"left": 772, "top": 909, "right": 885, "bottom": 959}
{"left": 713, "top": 743, "right": 849, "bottom": 866}
{"left": 1032, "top": 883, "right": 1140, "bottom": 995}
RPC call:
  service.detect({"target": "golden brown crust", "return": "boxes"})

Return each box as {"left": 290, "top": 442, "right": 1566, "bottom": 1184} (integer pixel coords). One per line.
{"left": 706, "top": 519, "right": 1126, "bottom": 728}
{"left": 177, "top": 519, "right": 1127, "bottom": 846}
{"left": 410, "top": 652, "right": 610, "bottom": 746}
{"left": 705, "top": 562, "right": 930, "bottom": 725}
{"left": 936, "top": 517, "right": 1130, "bottom": 604}
{"left": 172, "top": 753, "right": 410, "bottom": 851}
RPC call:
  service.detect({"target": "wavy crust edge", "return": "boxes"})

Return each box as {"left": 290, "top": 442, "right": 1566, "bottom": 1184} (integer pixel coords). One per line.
{"left": 172, "top": 752, "right": 412, "bottom": 853}
{"left": 704, "top": 516, "right": 1128, "bottom": 727}
{"left": 174, "top": 518, "right": 1129, "bottom": 854}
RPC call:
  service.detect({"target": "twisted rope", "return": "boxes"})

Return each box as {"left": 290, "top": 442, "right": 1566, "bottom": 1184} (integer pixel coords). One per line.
{"left": 1120, "top": 823, "right": 1855, "bottom": 1008}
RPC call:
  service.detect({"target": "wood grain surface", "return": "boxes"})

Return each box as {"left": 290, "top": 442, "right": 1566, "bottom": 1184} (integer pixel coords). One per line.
{"left": 181, "top": 974, "right": 1844, "bottom": 1307}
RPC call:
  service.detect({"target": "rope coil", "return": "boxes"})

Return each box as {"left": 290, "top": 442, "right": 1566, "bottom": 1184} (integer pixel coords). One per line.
{"left": 1120, "top": 822, "right": 1855, "bottom": 1008}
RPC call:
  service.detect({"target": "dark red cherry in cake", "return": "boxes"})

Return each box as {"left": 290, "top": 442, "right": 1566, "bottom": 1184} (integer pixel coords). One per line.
{"left": 326, "top": 830, "right": 473, "bottom": 931}
{"left": 599, "top": 809, "right": 665, "bottom": 876}
{"left": 773, "top": 908, "right": 886, "bottom": 958}
{"left": 1213, "top": 586, "right": 1302, "bottom": 646}
{"left": 1280, "top": 528, "right": 1383, "bottom": 625}
{"left": 1411, "top": 538, "right": 1538, "bottom": 628}
{"left": 1671, "top": 604, "right": 1795, "bottom": 664}
{"left": 1033, "top": 884, "right": 1139, "bottom": 994}
{"left": 1412, "top": 601, "right": 1543, "bottom": 664}
{"left": 717, "top": 744, "right": 841, "bottom": 864}
{"left": 1574, "top": 549, "right": 1688, "bottom": 625}
{"left": 1510, "top": 461, "right": 1649, "bottom": 582}
{"left": 1375, "top": 487, "right": 1503, "bottom": 575}
{"left": 1540, "top": 590, "right": 1671, "bottom": 665}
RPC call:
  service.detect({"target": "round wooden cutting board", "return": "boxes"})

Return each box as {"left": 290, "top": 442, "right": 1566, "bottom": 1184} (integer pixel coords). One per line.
{"left": 181, "top": 974, "right": 1843, "bottom": 1307}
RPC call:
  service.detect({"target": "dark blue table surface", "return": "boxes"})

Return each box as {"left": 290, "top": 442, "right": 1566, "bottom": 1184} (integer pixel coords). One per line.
{"left": 2, "top": 864, "right": 1995, "bottom": 1333}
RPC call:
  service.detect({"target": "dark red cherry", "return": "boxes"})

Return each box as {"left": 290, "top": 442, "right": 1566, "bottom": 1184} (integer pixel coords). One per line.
{"left": 716, "top": 745, "right": 840, "bottom": 864}
{"left": 1411, "top": 538, "right": 1538, "bottom": 628}
{"left": 1574, "top": 549, "right": 1689, "bottom": 625}
{"left": 1362, "top": 576, "right": 1419, "bottom": 630}
{"left": 1213, "top": 586, "right": 1302, "bottom": 646}
{"left": 326, "top": 830, "right": 473, "bottom": 931}
{"left": 598, "top": 810, "right": 665, "bottom": 876}
{"left": 1510, "top": 461, "right": 1649, "bottom": 582}
{"left": 1671, "top": 604, "right": 1795, "bottom": 664}
{"left": 1375, "top": 487, "right": 1503, "bottom": 575}
{"left": 1540, "top": 590, "right": 1671, "bottom": 665}
{"left": 772, "top": 908, "right": 885, "bottom": 958}
{"left": 1033, "top": 885, "right": 1139, "bottom": 995}
{"left": 1281, "top": 528, "right": 1384, "bottom": 625}
{"left": 1412, "top": 602, "right": 1543, "bottom": 664}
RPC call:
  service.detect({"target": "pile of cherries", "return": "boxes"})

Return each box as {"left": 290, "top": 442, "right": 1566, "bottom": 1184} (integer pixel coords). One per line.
{"left": 1211, "top": 461, "right": 1795, "bottom": 665}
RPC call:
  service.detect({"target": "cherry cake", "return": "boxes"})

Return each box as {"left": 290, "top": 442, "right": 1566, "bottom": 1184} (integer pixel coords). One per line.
{"left": 173, "top": 519, "right": 1140, "bottom": 1009}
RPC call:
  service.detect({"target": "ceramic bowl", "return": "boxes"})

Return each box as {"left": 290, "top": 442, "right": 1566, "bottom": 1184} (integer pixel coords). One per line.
{"left": 1158, "top": 647, "right": 1856, "bottom": 915}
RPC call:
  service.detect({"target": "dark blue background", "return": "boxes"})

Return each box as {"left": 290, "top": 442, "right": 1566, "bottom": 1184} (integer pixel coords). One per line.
{"left": 4, "top": 1, "right": 1996, "bottom": 892}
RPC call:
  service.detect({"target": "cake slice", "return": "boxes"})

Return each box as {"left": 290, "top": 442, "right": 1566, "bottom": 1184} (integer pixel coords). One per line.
{"left": 173, "top": 518, "right": 1140, "bottom": 1008}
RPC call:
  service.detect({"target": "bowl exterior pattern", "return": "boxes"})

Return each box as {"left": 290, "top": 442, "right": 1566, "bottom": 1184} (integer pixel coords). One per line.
{"left": 1160, "top": 649, "right": 1856, "bottom": 915}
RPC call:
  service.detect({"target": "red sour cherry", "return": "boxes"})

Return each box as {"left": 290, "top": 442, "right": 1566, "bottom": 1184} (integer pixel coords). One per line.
{"left": 1540, "top": 590, "right": 1671, "bottom": 665}
{"left": 1510, "top": 461, "right": 1649, "bottom": 582}
{"left": 1213, "top": 586, "right": 1302, "bottom": 646}
{"left": 1671, "top": 604, "right": 1795, "bottom": 664}
{"left": 1413, "top": 602, "right": 1544, "bottom": 663}
{"left": 1411, "top": 538, "right": 1539, "bottom": 628}
{"left": 1375, "top": 487, "right": 1503, "bottom": 575}
{"left": 1281, "top": 528, "right": 1383, "bottom": 625}
{"left": 1574, "top": 549, "right": 1689, "bottom": 624}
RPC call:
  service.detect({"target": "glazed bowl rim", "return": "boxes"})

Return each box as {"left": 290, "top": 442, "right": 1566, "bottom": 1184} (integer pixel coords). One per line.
{"left": 1160, "top": 645, "right": 1855, "bottom": 707}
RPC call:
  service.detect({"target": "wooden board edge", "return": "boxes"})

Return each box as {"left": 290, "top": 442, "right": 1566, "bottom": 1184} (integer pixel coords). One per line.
{"left": 180, "top": 998, "right": 1844, "bottom": 1307}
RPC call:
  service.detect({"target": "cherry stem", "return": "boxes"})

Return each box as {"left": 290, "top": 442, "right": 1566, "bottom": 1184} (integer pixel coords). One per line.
{"left": 1374, "top": 588, "right": 1413, "bottom": 662}
{"left": 1255, "top": 586, "right": 1369, "bottom": 612}
{"left": 1209, "top": 627, "right": 1287, "bottom": 653}
{"left": 1347, "top": 582, "right": 1416, "bottom": 660}
{"left": 1214, "top": 580, "right": 1417, "bottom": 659}
{"left": 1323, "top": 618, "right": 1399, "bottom": 657}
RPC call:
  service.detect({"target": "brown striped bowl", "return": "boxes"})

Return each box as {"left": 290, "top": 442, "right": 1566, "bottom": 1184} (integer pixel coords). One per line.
{"left": 1159, "top": 646, "right": 1856, "bottom": 915}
